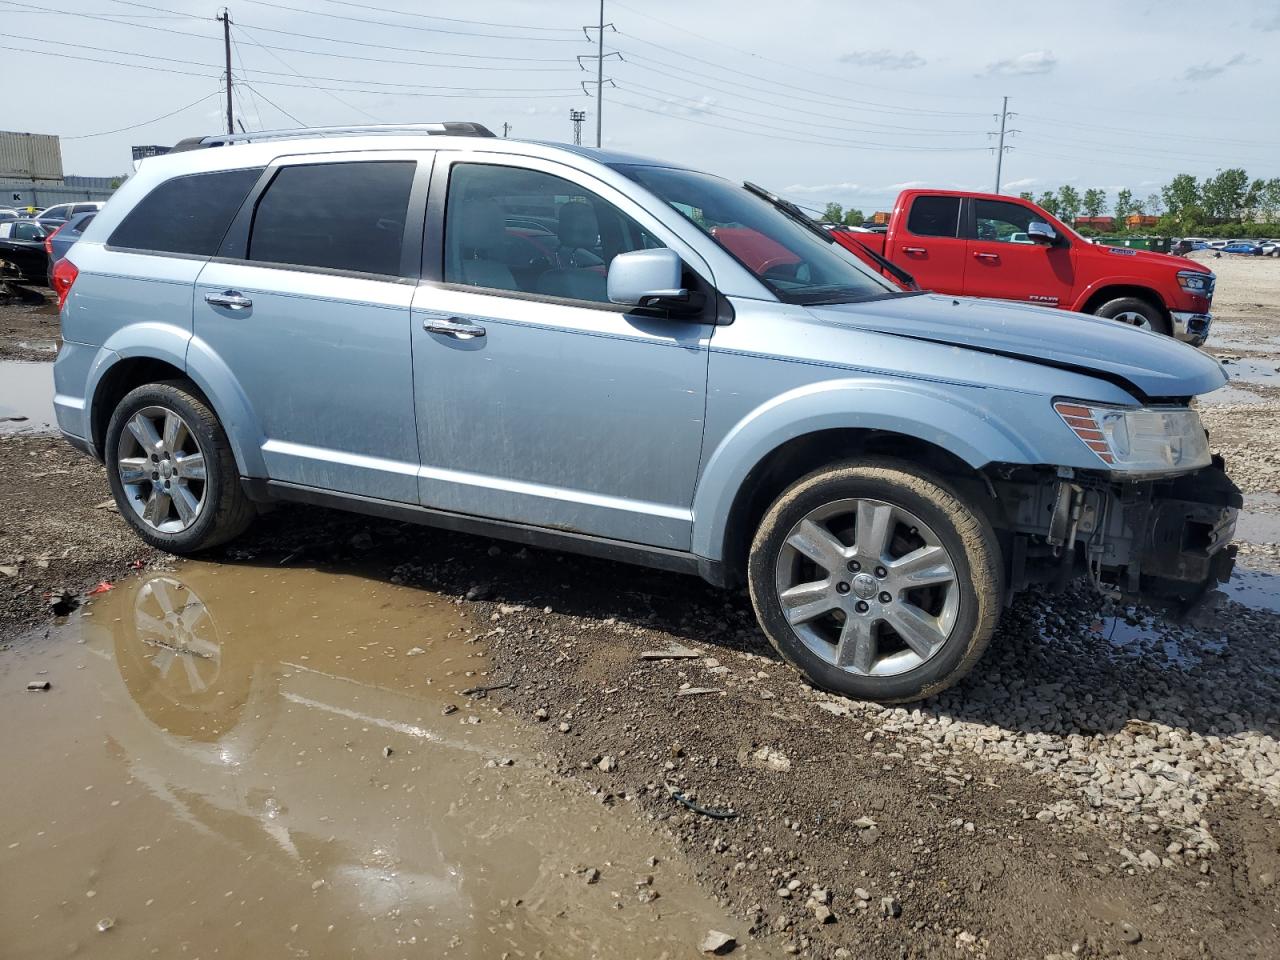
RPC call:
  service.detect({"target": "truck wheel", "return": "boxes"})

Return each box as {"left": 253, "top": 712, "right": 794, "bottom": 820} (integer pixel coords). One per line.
{"left": 1093, "top": 296, "right": 1170, "bottom": 336}
{"left": 104, "top": 380, "right": 255, "bottom": 554}
{"left": 747, "top": 459, "right": 1002, "bottom": 703}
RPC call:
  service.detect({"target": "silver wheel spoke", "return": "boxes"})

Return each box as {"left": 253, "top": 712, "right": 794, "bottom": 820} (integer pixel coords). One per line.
{"left": 786, "top": 519, "right": 848, "bottom": 572}
{"left": 143, "top": 488, "right": 172, "bottom": 527}
{"left": 161, "top": 410, "right": 186, "bottom": 453}
{"left": 127, "top": 413, "right": 162, "bottom": 452}
{"left": 118, "top": 456, "right": 149, "bottom": 485}
{"left": 171, "top": 484, "right": 199, "bottom": 524}
{"left": 885, "top": 603, "right": 947, "bottom": 658}
{"left": 855, "top": 500, "right": 894, "bottom": 561}
{"left": 834, "top": 615, "right": 876, "bottom": 673}
{"left": 779, "top": 579, "right": 838, "bottom": 625}
{"left": 174, "top": 452, "right": 205, "bottom": 481}
{"left": 887, "top": 545, "right": 955, "bottom": 588}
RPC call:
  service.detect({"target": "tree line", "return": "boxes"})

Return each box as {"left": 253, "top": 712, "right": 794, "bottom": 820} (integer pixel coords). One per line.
{"left": 817, "top": 170, "right": 1280, "bottom": 236}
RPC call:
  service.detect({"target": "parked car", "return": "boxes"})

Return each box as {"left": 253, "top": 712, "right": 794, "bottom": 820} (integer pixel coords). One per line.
{"left": 44, "top": 211, "right": 96, "bottom": 283}
{"left": 1170, "top": 238, "right": 1194, "bottom": 256}
{"left": 0, "top": 206, "right": 20, "bottom": 222}
{"left": 51, "top": 122, "right": 1240, "bottom": 703}
{"left": 35, "top": 201, "right": 104, "bottom": 229}
{"left": 1262, "top": 240, "right": 1280, "bottom": 258}
{"left": 1221, "top": 240, "right": 1262, "bottom": 255}
{"left": 828, "top": 190, "right": 1216, "bottom": 346}
{"left": 0, "top": 218, "right": 50, "bottom": 283}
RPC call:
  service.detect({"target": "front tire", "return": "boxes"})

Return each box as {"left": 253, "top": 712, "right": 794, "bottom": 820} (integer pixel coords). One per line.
{"left": 747, "top": 459, "right": 1002, "bottom": 703}
{"left": 1093, "top": 296, "right": 1171, "bottom": 336}
{"left": 104, "top": 380, "right": 255, "bottom": 553}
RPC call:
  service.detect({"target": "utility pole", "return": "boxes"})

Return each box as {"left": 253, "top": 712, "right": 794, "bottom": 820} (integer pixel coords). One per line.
{"left": 580, "top": 3, "right": 618, "bottom": 148}
{"left": 990, "top": 96, "right": 1019, "bottom": 194}
{"left": 501, "top": 122, "right": 511, "bottom": 138}
{"left": 217, "top": 8, "right": 234, "bottom": 135}
{"left": 570, "top": 110, "right": 586, "bottom": 146}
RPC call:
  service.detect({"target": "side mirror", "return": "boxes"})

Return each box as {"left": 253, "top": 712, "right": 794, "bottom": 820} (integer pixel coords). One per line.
{"left": 607, "top": 248, "right": 690, "bottom": 309}
{"left": 1027, "top": 221, "right": 1058, "bottom": 245}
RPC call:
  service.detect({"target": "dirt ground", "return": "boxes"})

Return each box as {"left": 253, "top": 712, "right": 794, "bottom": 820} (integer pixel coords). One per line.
{"left": 2, "top": 257, "right": 1278, "bottom": 958}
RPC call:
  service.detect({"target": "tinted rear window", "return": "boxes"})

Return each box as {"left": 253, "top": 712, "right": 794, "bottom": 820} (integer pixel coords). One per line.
{"left": 109, "top": 167, "right": 262, "bottom": 256}
{"left": 906, "top": 196, "right": 961, "bottom": 238}
{"left": 247, "top": 161, "right": 415, "bottom": 276}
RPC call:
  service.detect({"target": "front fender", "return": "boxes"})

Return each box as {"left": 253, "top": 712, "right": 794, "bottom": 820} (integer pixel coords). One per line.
{"left": 690, "top": 378, "right": 1041, "bottom": 561}
{"left": 88, "top": 323, "right": 266, "bottom": 477}
{"left": 1069, "top": 275, "right": 1164, "bottom": 313}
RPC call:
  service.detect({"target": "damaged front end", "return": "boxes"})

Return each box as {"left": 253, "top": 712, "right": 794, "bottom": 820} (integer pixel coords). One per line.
{"left": 994, "top": 455, "right": 1240, "bottom": 607}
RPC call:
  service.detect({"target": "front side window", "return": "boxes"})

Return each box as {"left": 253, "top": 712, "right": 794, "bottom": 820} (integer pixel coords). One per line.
{"left": 972, "top": 199, "right": 1040, "bottom": 243}
{"left": 906, "top": 196, "right": 961, "bottom": 239}
{"left": 13, "top": 222, "right": 44, "bottom": 241}
{"left": 616, "top": 164, "right": 895, "bottom": 305}
{"left": 249, "top": 161, "right": 415, "bottom": 276}
{"left": 443, "top": 163, "right": 662, "bottom": 304}
{"left": 109, "top": 167, "right": 262, "bottom": 256}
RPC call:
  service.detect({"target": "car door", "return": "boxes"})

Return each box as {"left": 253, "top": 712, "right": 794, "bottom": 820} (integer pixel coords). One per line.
{"left": 891, "top": 195, "right": 967, "bottom": 294}
{"left": 194, "top": 153, "right": 429, "bottom": 503}
{"left": 963, "top": 198, "right": 1077, "bottom": 307}
{"left": 410, "top": 153, "right": 715, "bottom": 550}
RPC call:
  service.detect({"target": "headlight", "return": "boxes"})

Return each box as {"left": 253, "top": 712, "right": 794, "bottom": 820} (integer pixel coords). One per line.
{"left": 1054, "top": 401, "right": 1211, "bottom": 474}
{"left": 1177, "top": 270, "right": 1212, "bottom": 295}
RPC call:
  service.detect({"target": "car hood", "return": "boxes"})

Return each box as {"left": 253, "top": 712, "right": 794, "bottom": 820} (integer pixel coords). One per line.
{"left": 1085, "top": 244, "right": 1212, "bottom": 274}
{"left": 806, "top": 294, "right": 1226, "bottom": 399}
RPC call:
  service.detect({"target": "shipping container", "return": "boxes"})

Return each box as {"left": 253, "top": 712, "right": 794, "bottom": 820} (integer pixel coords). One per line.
{"left": 0, "top": 131, "right": 64, "bottom": 181}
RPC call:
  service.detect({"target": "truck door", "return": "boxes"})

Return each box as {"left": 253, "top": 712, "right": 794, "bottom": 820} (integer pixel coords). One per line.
{"left": 963, "top": 198, "right": 1076, "bottom": 308}
{"left": 891, "top": 195, "right": 967, "bottom": 294}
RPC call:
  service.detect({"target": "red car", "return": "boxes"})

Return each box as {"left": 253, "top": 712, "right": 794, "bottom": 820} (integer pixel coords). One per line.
{"left": 831, "top": 190, "right": 1214, "bottom": 345}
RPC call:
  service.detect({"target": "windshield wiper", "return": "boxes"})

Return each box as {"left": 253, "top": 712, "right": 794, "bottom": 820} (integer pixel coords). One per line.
{"left": 742, "top": 181, "right": 920, "bottom": 292}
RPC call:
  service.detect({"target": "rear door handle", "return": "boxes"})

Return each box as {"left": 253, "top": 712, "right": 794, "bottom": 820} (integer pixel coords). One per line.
{"left": 973, "top": 251, "right": 1000, "bottom": 261}
{"left": 901, "top": 246, "right": 927, "bottom": 255}
{"left": 423, "top": 316, "right": 486, "bottom": 339}
{"left": 204, "top": 290, "right": 253, "bottom": 310}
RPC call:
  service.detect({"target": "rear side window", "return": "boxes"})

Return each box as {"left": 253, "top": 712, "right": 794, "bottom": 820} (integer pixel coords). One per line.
{"left": 72, "top": 204, "right": 99, "bottom": 214}
{"left": 109, "top": 168, "right": 262, "bottom": 256}
{"left": 248, "top": 161, "right": 415, "bottom": 277}
{"left": 906, "top": 196, "right": 961, "bottom": 238}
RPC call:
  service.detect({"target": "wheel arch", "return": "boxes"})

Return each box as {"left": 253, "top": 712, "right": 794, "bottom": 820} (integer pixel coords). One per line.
{"left": 1074, "top": 282, "right": 1168, "bottom": 319}
{"left": 691, "top": 380, "right": 1036, "bottom": 586}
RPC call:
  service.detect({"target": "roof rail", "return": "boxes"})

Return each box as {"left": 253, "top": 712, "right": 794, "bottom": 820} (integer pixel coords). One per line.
{"left": 170, "top": 122, "right": 496, "bottom": 153}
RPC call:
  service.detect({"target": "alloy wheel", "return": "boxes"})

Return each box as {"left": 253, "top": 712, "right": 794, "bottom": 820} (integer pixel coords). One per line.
{"left": 116, "top": 405, "right": 207, "bottom": 533}
{"left": 1113, "top": 310, "right": 1152, "bottom": 331}
{"left": 773, "top": 498, "right": 960, "bottom": 677}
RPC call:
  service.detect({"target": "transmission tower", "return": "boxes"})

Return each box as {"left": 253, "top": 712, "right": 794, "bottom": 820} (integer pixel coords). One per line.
{"left": 570, "top": 110, "right": 587, "bottom": 146}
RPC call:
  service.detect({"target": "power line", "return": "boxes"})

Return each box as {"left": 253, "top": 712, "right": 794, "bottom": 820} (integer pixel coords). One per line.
{"left": 236, "top": 0, "right": 585, "bottom": 42}
{"left": 240, "top": 81, "right": 305, "bottom": 125}
{"left": 307, "top": 0, "right": 580, "bottom": 32}
{"left": 234, "top": 24, "right": 380, "bottom": 123}
{"left": 62, "top": 90, "right": 223, "bottom": 139}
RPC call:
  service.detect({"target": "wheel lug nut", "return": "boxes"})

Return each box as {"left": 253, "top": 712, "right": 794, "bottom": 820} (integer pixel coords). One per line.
{"left": 847, "top": 560, "right": 860, "bottom": 573}
{"left": 836, "top": 582, "right": 851, "bottom": 594}
{"left": 875, "top": 566, "right": 887, "bottom": 578}
{"left": 855, "top": 600, "right": 869, "bottom": 613}
{"left": 164, "top": 481, "right": 171, "bottom": 489}
{"left": 879, "top": 592, "right": 892, "bottom": 604}
{"left": 151, "top": 472, "right": 159, "bottom": 480}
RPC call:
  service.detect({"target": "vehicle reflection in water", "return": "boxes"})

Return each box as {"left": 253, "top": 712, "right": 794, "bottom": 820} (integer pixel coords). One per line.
{"left": 0, "top": 563, "right": 749, "bottom": 959}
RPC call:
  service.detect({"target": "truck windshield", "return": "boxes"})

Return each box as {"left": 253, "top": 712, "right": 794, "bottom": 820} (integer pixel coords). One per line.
{"left": 615, "top": 164, "right": 897, "bottom": 304}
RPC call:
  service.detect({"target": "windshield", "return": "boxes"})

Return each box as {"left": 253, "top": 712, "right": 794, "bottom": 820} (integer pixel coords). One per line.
{"left": 615, "top": 165, "right": 896, "bottom": 304}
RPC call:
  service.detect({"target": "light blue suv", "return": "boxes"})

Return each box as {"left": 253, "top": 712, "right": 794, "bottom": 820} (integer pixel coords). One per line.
{"left": 52, "top": 123, "right": 1240, "bottom": 702}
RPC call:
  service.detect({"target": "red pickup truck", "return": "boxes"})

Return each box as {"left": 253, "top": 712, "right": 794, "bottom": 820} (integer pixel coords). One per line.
{"left": 830, "top": 190, "right": 1215, "bottom": 346}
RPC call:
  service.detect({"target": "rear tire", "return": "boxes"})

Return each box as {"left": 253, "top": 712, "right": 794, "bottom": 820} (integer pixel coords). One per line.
{"left": 1093, "top": 296, "right": 1171, "bottom": 336}
{"left": 104, "top": 380, "right": 254, "bottom": 554}
{"left": 747, "top": 459, "right": 1003, "bottom": 704}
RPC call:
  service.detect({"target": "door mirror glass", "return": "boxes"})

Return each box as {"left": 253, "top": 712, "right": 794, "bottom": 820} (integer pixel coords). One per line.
{"left": 1027, "top": 221, "right": 1058, "bottom": 245}
{"left": 607, "top": 248, "right": 687, "bottom": 308}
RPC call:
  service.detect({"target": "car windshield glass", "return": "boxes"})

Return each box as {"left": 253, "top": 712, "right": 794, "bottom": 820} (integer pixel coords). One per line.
{"left": 614, "top": 165, "right": 895, "bottom": 304}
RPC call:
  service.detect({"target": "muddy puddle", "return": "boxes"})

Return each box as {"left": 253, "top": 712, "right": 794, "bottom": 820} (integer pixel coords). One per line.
{"left": 0, "top": 360, "right": 55, "bottom": 434}
{"left": 0, "top": 562, "right": 755, "bottom": 960}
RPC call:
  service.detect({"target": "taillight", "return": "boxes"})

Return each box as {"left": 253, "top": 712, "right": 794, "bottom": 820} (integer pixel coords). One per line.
{"left": 52, "top": 257, "right": 79, "bottom": 310}
{"left": 44, "top": 222, "right": 64, "bottom": 255}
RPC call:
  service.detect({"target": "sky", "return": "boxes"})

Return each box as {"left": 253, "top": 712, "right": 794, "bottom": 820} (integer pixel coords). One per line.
{"left": 3, "top": 0, "right": 1276, "bottom": 214}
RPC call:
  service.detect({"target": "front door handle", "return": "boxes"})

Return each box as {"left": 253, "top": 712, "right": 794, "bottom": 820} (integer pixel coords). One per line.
{"left": 973, "top": 251, "right": 1000, "bottom": 261}
{"left": 423, "top": 316, "right": 486, "bottom": 339}
{"left": 901, "top": 246, "right": 927, "bottom": 255}
{"left": 204, "top": 290, "right": 253, "bottom": 310}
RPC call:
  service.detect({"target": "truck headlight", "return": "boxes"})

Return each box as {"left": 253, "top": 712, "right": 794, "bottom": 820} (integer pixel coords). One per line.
{"left": 1177, "top": 270, "right": 1212, "bottom": 295}
{"left": 1054, "top": 401, "right": 1211, "bottom": 474}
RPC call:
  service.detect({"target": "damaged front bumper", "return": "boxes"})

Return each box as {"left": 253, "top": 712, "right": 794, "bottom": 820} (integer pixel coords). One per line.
{"left": 997, "top": 456, "right": 1240, "bottom": 605}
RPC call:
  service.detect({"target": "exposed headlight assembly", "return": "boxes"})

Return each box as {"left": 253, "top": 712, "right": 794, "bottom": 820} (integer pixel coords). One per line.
{"left": 1176, "top": 270, "right": 1213, "bottom": 295}
{"left": 1054, "top": 401, "right": 1211, "bottom": 475}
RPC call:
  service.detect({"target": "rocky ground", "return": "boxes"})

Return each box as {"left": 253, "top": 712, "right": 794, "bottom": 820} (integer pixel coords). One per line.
{"left": 2, "top": 256, "right": 1278, "bottom": 958}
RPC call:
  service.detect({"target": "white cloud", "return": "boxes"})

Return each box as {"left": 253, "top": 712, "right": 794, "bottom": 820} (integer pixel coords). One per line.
{"left": 1180, "top": 53, "right": 1251, "bottom": 82}
{"left": 1002, "top": 177, "right": 1039, "bottom": 190}
{"left": 782, "top": 182, "right": 864, "bottom": 195}
{"left": 838, "top": 49, "right": 926, "bottom": 71}
{"left": 981, "top": 50, "right": 1057, "bottom": 77}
